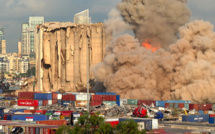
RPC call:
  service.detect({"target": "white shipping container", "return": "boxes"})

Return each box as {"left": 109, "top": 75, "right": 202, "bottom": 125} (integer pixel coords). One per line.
{"left": 152, "top": 119, "right": 158, "bottom": 129}
{"left": 76, "top": 94, "right": 88, "bottom": 100}
{"left": 120, "top": 99, "right": 128, "bottom": 105}
{"left": 57, "top": 94, "right": 62, "bottom": 100}
{"left": 48, "top": 100, "right": 52, "bottom": 105}
{"left": 208, "top": 111, "right": 214, "bottom": 114}
{"left": 138, "top": 122, "right": 145, "bottom": 130}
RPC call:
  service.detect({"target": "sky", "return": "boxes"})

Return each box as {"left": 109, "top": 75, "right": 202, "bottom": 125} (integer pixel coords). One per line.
{"left": 0, "top": 0, "right": 215, "bottom": 53}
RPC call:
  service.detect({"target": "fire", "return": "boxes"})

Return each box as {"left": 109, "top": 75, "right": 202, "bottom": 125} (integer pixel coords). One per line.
{"left": 142, "top": 40, "right": 160, "bottom": 52}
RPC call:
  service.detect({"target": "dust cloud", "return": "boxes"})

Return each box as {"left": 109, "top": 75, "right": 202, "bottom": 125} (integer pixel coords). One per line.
{"left": 92, "top": 0, "right": 215, "bottom": 103}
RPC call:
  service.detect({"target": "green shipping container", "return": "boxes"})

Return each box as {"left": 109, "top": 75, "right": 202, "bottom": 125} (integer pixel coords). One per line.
{"left": 169, "top": 103, "right": 174, "bottom": 108}
{"left": 127, "top": 99, "right": 138, "bottom": 105}
{"left": 184, "top": 103, "right": 189, "bottom": 110}
{"left": 103, "top": 101, "right": 117, "bottom": 106}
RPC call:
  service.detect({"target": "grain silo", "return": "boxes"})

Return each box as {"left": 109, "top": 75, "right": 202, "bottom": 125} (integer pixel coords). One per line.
{"left": 34, "top": 22, "right": 106, "bottom": 92}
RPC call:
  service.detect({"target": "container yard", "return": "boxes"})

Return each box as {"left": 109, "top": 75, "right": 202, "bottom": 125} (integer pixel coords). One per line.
{"left": 0, "top": 91, "right": 214, "bottom": 133}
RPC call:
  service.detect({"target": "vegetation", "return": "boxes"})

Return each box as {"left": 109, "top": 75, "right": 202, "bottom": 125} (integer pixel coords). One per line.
{"left": 27, "top": 67, "right": 36, "bottom": 77}
{"left": 56, "top": 112, "right": 146, "bottom": 134}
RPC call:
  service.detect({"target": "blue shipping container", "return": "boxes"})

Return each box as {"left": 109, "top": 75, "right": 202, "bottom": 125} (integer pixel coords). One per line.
{"left": 62, "top": 100, "right": 75, "bottom": 106}
{"left": 57, "top": 100, "right": 62, "bottom": 105}
{"left": 182, "top": 114, "right": 209, "bottom": 122}
{"left": 38, "top": 100, "right": 43, "bottom": 106}
{"left": 209, "top": 117, "right": 215, "bottom": 124}
{"left": 0, "top": 89, "right": 3, "bottom": 94}
{"left": 116, "top": 95, "right": 120, "bottom": 101}
{"left": 119, "top": 118, "right": 152, "bottom": 130}
{"left": 155, "top": 101, "right": 166, "bottom": 107}
{"left": 166, "top": 100, "right": 191, "bottom": 104}
{"left": 199, "top": 110, "right": 204, "bottom": 114}
{"left": 12, "top": 114, "right": 49, "bottom": 121}
{"left": 116, "top": 101, "right": 120, "bottom": 106}
{"left": 10, "top": 109, "right": 26, "bottom": 113}
{"left": 34, "top": 93, "right": 52, "bottom": 100}
{"left": 95, "top": 92, "right": 116, "bottom": 95}
{"left": 0, "top": 108, "right": 4, "bottom": 120}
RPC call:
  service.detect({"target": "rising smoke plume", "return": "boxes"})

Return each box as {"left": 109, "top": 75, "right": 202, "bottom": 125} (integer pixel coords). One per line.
{"left": 92, "top": 0, "right": 215, "bottom": 103}
{"left": 117, "top": 0, "right": 190, "bottom": 48}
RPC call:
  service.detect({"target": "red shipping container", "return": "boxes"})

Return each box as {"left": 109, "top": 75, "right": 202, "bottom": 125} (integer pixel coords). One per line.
{"left": 18, "top": 92, "right": 35, "bottom": 99}
{"left": 36, "top": 120, "right": 67, "bottom": 126}
{"left": 189, "top": 104, "right": 199, "bottom": 110}
{"left": 62, "top": 94, "right": 75, "bottom": 101}
{"left": 29, "top": 127, "right": 35, "bottom": 134}
{"left": 138, "top": 100, "right": 147, "bottom": 105}
{"left": 91, "top": 95, "right": 102, "bottom": 101}
{"left": 91, "top": 100, "right": 102, "bottom": 106}
{"left": 52, "top": 100, "right": 58, "bottom": 104}
{"left": 52, "top": 93, "right": 58, "bottom": 100}
{"left": 179, "top": 103, "right": 184, "bottom": 108}
{"left": 210, "top": 114, "right": 215, "bottom": 117}
{"left": 105, "top": 118, "right": 119, "bottom": 127}
{"left": 198, "top": 104, "right": 212, "bottom": 111}
{"left": 18, "top": 99, "right": 39, "bottom": 106}
{"left": 35, "top": 110, "right": 47, "bottom": 114}
{"left": 43, "top": 100, "right": 48, "bottom": 106}
{"left": 146, "top": 100, "right": 156, "bottom": 106}
{"left": 165, "top": 103, "right": 170, "bottom": 108}
{"left": 102, "top": 95, "right": 116, "bottom": 101}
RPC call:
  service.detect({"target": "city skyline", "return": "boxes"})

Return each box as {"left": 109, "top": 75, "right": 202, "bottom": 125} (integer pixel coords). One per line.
{"left": 0, "top": 0, "right": 215, "bottom": 53}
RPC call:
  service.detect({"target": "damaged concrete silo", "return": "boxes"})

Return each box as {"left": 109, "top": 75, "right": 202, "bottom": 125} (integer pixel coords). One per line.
{"left": 34, "top": 22, "right": 106, "bottom": 92}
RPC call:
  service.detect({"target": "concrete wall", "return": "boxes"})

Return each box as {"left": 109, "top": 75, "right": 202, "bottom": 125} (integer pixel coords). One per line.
{"left": 35, "top": 22, "right": 105, "bottom": 92}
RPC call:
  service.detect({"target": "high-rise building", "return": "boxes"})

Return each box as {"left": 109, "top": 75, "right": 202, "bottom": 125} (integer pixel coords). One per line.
{"left": 18, "top": 41, "right": 22, "bottom": 57}
{"left": 29, "top": 16, "right": 44, "bottom": 54}
{"left": 21, "top": 17, "right": 44, "bottom": 56}
{"left": 74, "top": 9, "right": 91, "bottom": 24}
{"left": 21, "top": 23, "right": 29, "bottom": 55}
{"left": 0, "top": 26, "right": 4, "bottom": 54}
{"left": 2, "top": 40, "right": 6, "bottom": 55}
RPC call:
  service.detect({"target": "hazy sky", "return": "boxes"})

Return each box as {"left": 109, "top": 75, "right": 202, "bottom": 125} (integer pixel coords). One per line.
{"left": 0, "top": 0, "right": 215, "bottom": 53}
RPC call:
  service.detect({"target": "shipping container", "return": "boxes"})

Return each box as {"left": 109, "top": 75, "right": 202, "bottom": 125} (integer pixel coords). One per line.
{"left": 43, "top": 100, "right": 52, "bottom": 106}
{"left": 38, "top": 100, "right": 43, "bottom": 106}
{"left": 178, "top": 103, "right": 184, "bottom": 109}
{"left": 95, "top": 92, "right": 116, "bottom": 95}
{"left": 62, "top": 94, "right": 76, "bottom": 101}
{"left": 189, "top": 104, "right": 199, "bottom": 110}
{"left": 57, "top": 94, "right": 62, "bottom": 100}
{"left": 62, "top": 101, "right": 75, "bottom": 106}
{"left": 166, "top": 100, "right": 191, "bottom": 103}
{"left": 182, "top": 114, "right": 209, "bottom": 122}
{"left": 18, "top": 100, "right": 39, "bottom": 107}
{"left": 165, "top": 103, "right": 170, "bottom": 108}
{"left": 102, "top": 95, "right": 116, "bottom": 101}
{"left": 103, "top": 101, "right": 117, "bottom": 106}
{"left": 52, "top": 100, "right": 58, "bottom": 104}
{"left": 91, "top": 95, "right": 102, "bottom": 101}
{"left": 90, "top": 100, "right": 102, "bottom": 106}
{"left": 174, "top": 103, "right": 179, "bottom": 108}
{"left": 105, "top": 118, "right": 119, "bottom": 127}
{"left": 12, "top": 114, "right": 49, "bottom": 121}
{"left": 210, "top": 114, "right": 215, "bottom": 117}
{"left": 198, "top": 104, "right": 212, "bottom": 111}
{"left": 57, "top": 100, "right": 62, "bottom": 105}
{"left": 199, "top": 110, "right": 204, "bottom": 114}
{"left": 155, "top": 101, "right": 166, "bottom": 107}
{"left": 75, "top": 101, "right": 88, "bottom": 107}
{"left": 18, "top": 92, "right": 35, "bottom": 99}
{"left": 184, "top": 103, "right": 189, "bottom": 110}
{"left": 34, "top": 93, "right": 52, "bottom": 100}
{"left": 119, "top": 118, "right": 152, "bottom": 130}
{"left": 116, "top": 95, "right": 120, "bottom": 101}
{"left": 52, "top": 93, "right": 58, "bottom": 100}
{"left": 209, "top": 117, "right": 215, "bottom": 124}
{"left": 76, "top": 94, "right": 88, "bottom": 100}
{"left": 116, "top": 101, "right": 120, "bottom": 106}
{"left": 36, "top": 120, "right": 67, "bottom": 126}
{"left": 127, "top": 99, "right": 138, "bottom": 105}
{"left": 120, "top": 99, "right": 127, "bottom": 105}
{"left": 0, "top": 108, "right": 4, "bottom": 119}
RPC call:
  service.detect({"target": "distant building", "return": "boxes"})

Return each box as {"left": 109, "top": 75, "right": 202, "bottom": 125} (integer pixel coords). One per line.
{"left": 18, "top": 41, "right": 22, "bottom": 57}
{"left": 0, "top": 56, "right": 9, "bottom": 73}
{"left": 0, "top": 26, "right": 4, "bottom": 54}
{"left": 21, "top": 17, "right": 44, "bottom": 56}
{"left": 19, "top": 57, "right": 29, "bottom": 73}
{"left": 2, "top": 40, "right": 6, "bottom": 55}
{"left": 74, "top": 9, "right": 91, "bottom": 24}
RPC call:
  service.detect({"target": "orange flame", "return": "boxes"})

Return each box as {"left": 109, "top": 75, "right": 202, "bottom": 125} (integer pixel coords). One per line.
{"left": 142, "top": 40, "right": 160, "bottom": 52}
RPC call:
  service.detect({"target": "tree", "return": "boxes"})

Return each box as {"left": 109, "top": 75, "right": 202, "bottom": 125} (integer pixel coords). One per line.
{"left": 56, "top": 113, "right": 146, "bottom": 134}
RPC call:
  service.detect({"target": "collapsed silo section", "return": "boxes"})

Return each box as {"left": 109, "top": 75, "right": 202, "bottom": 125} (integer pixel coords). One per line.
{"left": 34, "top": 22, "right": 106, "bottom": 92}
